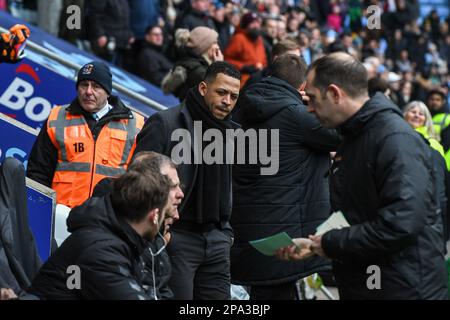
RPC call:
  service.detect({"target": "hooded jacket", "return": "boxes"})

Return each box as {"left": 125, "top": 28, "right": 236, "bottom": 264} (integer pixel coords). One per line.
{"left": 321, "top": 93, "right": 448, "bottom": 299}
{"left": 28, "top": 196, "right": 153, "bottom": 300}
{"left": 230, "top": 77, "right": 341, "bottom": 286}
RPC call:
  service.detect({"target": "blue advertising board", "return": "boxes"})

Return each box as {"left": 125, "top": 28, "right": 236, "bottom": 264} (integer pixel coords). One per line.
{"left": 0, "top": 113, "right": 54, "bottom": 262}
{"left": 0, "top": 112, "right": 37, "bottom": 168}
{"left": 0, "top": 10, "right": 179, "bottom": 129}
{"left": 26, "top": 178, "right": 55, "bottom": 262}
{"left": 0, "top": 59, "right": 75, "bottom": 130}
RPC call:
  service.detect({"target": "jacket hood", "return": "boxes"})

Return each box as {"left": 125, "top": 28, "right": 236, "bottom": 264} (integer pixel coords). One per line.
{"left": 339, "top": 93, "right": 403, "bottom": 136}
{"left": 238, "top": 76, "right": 304, "bottom": 124}
{"left": 67, "top": 196, "right": 146, "bottom": 255}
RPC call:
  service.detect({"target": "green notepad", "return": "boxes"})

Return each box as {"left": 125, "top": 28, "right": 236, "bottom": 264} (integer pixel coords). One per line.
{"left": 249, "top": 232, "right": 295, "bottom": 256}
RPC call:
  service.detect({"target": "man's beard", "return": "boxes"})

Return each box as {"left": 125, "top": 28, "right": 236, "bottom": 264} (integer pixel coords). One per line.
{"left": 247, "top": 29, "right": 260, "bottom": 41}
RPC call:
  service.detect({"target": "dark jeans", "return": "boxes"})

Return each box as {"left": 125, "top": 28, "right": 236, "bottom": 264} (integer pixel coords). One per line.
{"left": 250, "top": 281, "right": 298, "bottom": 300}
{"left": 167, "top": 228, "right": 232, "bottom": 300}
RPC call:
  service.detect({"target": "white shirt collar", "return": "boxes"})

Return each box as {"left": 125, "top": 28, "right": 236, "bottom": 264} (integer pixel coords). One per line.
{"left": 92, "top": 101, "right": 113, "bottom": 121}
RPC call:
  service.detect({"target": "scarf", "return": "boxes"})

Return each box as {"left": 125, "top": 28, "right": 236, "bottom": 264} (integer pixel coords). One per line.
{"left": 184, "top": 87, "right": 234, "bottom": 224}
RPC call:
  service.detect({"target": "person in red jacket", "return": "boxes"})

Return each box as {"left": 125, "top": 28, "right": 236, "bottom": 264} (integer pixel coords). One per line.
{"left": 224, "top": 12, "right": 267, "bottom": 87}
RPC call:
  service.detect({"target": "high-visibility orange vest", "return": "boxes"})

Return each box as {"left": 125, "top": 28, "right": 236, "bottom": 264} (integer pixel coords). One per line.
{"left": 47, "top": 105, "right": 145, "bottom": 208}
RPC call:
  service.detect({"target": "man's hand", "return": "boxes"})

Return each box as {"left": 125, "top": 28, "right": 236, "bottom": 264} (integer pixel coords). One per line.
{"left": 97, "top": 36, "right": 108, "bottom": 48}
{"left": 212, "top": 48, "right": 224, "bottom": 62}
{"left": 299, "top": 90, "right": 310, "bottom": 104}
{"left": 0, "top": 288, "right": 17, "bottom": 300}
{"left": 309, "top": 234, "right": 327, "bottom": 258}
{"left": 275, "top": 238, "right": 314, "bottom": 261}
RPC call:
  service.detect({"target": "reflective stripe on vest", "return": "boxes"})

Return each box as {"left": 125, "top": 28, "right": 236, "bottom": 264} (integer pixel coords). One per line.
{"left": 47, "top": 105, "right": 144, "bottom": 207}
{"left": 432, "top": 113, "right": 450, "bottom": 135}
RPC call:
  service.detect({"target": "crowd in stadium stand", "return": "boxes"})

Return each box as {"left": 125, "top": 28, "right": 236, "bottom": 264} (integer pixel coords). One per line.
{"left": 2, "top": 0, "right": 448, "bottom": 106}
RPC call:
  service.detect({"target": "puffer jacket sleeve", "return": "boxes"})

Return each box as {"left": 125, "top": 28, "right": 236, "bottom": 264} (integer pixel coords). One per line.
{"left": 294, "top": 107, "right": 341, "bottom": 152}
{"left": 78, "top": 241, "right": 151, "bottom": 300}
{"left": 322, "top": 132, "right": 432, "bottom": 262}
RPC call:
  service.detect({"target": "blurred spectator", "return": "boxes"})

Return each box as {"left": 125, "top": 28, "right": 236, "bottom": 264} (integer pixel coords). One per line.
{"left": 397, "top": 80, "right": 414, "bottom": 107}
{"left": 423, "top": 9, "right": 442, "bottom": 44}
{"left": 58, "top": 0, "right": 85, "bottom": 46}
{"left": 261, "top": 17, "right": 278, "bottom": 62}
{"left": 37, "top": 0, "right": 62, "bottom": 36}
{"left": 368, "top": 76, "right": 390, "bottom": 98}
{"left": 225, "top": 11, "right": 268, "bottom": 86}
{"left": 298, "top": 30, "right": 312, "bottom": 65}
{"left": 84, "top": 0, "right": 135, "bottom": 67}
{"left": 162, "top": 26, "right": 223, "bottom": 100}
{"left": 428, "top": 90, "right": 450, "bottom": 148}
{"left": 128, "top": 0, "right": 161, "bottom": 40}
{"left": 277, "top": 18, "right": 287, "bottom": 41}
{"left": 395, "top": 49, "right": 413, "bottom": 73}
{"left": 137, "top": 25, "right": 173, "bottom": 87}
{"left": 211, "top": 0, "right": 233, "bottom": 49}
{"left": 286, "top": 16, "right": 300, "bottom": 38}
{"left": 243, "top": 38, "right": 301, "bottom": 89}
{"left": 175, "top": 0, "right": 216, "bottom": 31}
{"left": 327, "top": 3, "right": 342, "bottom": 33}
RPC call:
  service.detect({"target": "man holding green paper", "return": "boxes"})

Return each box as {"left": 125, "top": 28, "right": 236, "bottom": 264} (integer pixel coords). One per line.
{"left": 278, "top": 52, "right": 448, "bottom": 300}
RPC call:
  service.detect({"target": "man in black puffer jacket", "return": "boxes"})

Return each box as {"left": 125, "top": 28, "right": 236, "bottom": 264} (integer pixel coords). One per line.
{"left": 27, "top": 160, "right": 172, "bottom": 299}
{"left": 293, "top": 52, "right": 448, "bottom": 299}
{"left": 231, "top": 54, "right": 341, "bottom": 300}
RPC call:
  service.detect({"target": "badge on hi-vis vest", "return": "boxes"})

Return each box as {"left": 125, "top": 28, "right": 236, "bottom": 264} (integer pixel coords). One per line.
{"left": 81, "top": 64, "right": 93, "bottom": 75}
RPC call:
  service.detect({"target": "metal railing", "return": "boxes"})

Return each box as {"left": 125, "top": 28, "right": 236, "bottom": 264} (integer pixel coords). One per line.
{"left": 0, "top": 25, "right": 167, "bottom": 112}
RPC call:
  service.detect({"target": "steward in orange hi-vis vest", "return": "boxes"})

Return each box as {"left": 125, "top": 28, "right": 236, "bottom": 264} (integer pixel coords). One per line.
{"left": 45, "top": 105, "right": 144, "bottom": 207}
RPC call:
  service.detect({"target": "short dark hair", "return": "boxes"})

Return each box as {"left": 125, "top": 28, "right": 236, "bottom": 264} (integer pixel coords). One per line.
{"left": 144, "top": 25, "right": 161, "bottom": 35}
{"left": 271, "top": 38, "right": 300, "bottom": 58}
{"left": 270, "top": 54, "right": 307, "bottom": 89}
{"left": 427, "top": 89, "right": 446, "bottom": 101}
{"left": 203, "top": 61, "right": 241, "bottom": 83}
{"left": 111, "top": 166, "right": 170, "bottom": 223}
{"left": 368, "top": 77, "right": 389, "bottom": 97}
{"left": 307, "top": 52, "right": 368, "bottom": 98}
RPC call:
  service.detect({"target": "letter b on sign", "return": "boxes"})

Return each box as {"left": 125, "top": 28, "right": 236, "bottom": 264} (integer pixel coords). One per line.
{"left": 67, "top": 265, "right": 81, "bottom": 290}
{"left": 366, "top": 265, "right": 381, "bottom": 290}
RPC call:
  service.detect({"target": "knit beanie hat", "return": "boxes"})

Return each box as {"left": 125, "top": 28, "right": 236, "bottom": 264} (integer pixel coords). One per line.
{"left": 76, "top": 61, "right": 112, "bottom": 95}
{"left": 240, "top": 12, "right": 259, "bottom": 29}
{"left": 186, "top": 27, "right": 218, "bottom": 56}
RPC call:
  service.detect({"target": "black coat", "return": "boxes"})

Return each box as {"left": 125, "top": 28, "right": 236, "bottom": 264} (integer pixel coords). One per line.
{"left": 134, "top": 101, "right": 237, "bottom": 230}
{"left": 28, "top": 196, "right": 154, "bottom": 300}
{"left": 0, "top": 158, "right": 41, "bottom": 297}
{"left": 175, "top": 8, "right": 216, "bottom": 31}
{"left": 84, "top": 0, "right": 133, "bottom": 49}
{"left": 230, "top": 77, "right": 341, "bottom": 286}
{"left": 322, "top": 93, "right": 448, "bottom": 299}
{"left": 137, "top": 43, "right": 173, "bottom": 87}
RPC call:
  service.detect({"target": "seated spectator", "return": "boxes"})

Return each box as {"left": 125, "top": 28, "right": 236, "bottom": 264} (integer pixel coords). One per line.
{"left": 225, "top": 12, "right": 268, "bottom": 87}
{"left": 84, "top": 0, "right": 135, "bottom": 67}
{"left": 161, "top": 26, "right": 223, "bottom": 101}
{"left": 137, "top": 25, "right": 173, "bottom": 87}
{"left": 175, "top": 0, "right": 216, "bottom": 31}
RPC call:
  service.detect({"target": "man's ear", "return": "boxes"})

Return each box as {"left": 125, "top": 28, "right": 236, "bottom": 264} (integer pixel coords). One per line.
{"left": 327, "top": 84, "right": 342, "bottom": 103}
{"left": 149, "top": 208, "right": 159, "bottom": 225}
{"left": 198, "top": 81, "right": 208, "bottom": 97}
